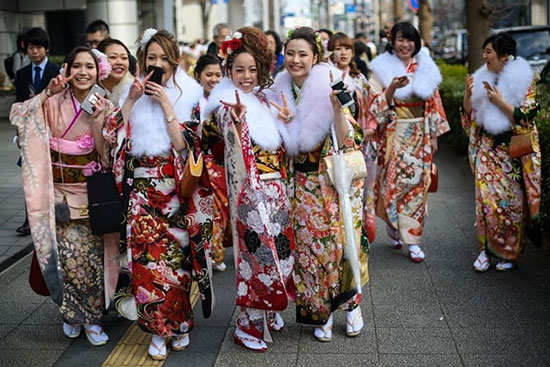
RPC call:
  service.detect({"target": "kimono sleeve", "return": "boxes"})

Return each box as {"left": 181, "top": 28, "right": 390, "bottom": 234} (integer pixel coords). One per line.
{"left": 426, "top": 89, "right": 451, "bottom": 139}
{"left": 367, "top": 73, "right": 392, "bottom": 130}
{"left": 102, "top": 107, "right": 123, "bottom": 145}
{"left": 513, "top": 82, "right": 539, "bottom": 130}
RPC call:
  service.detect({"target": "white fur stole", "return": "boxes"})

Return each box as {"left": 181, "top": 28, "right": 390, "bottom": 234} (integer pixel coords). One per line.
{"left": 203, "top": 77, "right": 284, "bottom": 151}
{"left": 369, "top": 51, "right": 441, "bottom": 100}
{"left": 471, "top": 56, "right": 533, "bottom": 135}
{"left": 121, "top": 68, "right": 203, "bottom": 156}
{"left": 266, "top": 63, "right": 335, "bottom": 156}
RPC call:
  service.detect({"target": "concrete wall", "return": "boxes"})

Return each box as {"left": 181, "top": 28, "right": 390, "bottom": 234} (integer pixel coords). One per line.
{"left": 531, "top": 0, "right": 550, "bottom": 25}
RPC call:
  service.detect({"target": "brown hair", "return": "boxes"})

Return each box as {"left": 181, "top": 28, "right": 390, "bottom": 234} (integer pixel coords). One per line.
{"left": 328, "top": 32, "right": 360, "bottom": 78}
{"left": 226, "top": 27, "right": 273, "bottom": 89}
{"left": 135, "top": 29, "right": 181, "bottom": 95}
{"left": 284, "top": 27, "right": 322, "bottom": 65}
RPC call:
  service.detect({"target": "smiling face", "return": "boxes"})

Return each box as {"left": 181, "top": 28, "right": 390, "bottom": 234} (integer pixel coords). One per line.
{"left": 145, "top": 41, "right": 175, "bottom": 85}
{"left": 392, "top": 31, "right": 416, "bottom": 62}
{"left": 104, "top": 44, "right": 129, "bottom": 83}
{"left": 332, "top": 43, "right": 353, "bottom": 69}
{"left": 228, "top": 52, "right": 258, "bottom": 93}
{"left": 69, "top": 51, "right": 97, "bottom": 94}
{"left": 198, "top": 63, "right": 223, "bottom": 95}
{"left": 284, "top": 39, "right": 317, "bottom": 87}
{"left": 483, "top": 42, "right": 507, "bottom": 73}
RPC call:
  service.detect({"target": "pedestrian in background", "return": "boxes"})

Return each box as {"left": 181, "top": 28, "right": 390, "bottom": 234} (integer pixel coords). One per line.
{"left": 11, "top": 32, "right": 30, "bottom": 85}
{"left": 463, "top": 33, "right": 541, "bottom": 272}
{"left": 368, "top": 22, "right": 449, "bottom": 262}
{"left": 207, "top": 23, "right": 231, "bottom": 62}
{"left": 265, "top": 30, "right": 284, "bottom": 77}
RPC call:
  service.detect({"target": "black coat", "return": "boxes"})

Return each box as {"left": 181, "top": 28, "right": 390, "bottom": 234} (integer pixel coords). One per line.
{"left": 15, "top": 61, "right": 60, "bottom": 102}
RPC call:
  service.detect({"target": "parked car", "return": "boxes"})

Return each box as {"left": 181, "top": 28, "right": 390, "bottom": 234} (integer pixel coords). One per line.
{"left": 435, "top": 26, "right": 550, "bottom": 73}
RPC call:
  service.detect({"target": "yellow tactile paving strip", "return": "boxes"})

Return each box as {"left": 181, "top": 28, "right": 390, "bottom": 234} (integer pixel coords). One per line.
{"left": 102, "top": 282, "right": 200, "bottom": 367}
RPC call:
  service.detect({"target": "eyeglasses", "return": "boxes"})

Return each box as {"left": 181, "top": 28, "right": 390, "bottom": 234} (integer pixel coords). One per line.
{"left": 87, "top": 39, "right": 102, "bottom": 47}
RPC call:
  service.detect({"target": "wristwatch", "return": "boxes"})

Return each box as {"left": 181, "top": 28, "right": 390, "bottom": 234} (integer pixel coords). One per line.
{"left": 165, "top": 116, "right": 176, "bottom": 124}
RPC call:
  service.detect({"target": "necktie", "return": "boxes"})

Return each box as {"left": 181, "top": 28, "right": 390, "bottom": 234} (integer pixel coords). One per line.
{"left": 33, "top": 66, "right": 41, "bottom": 92}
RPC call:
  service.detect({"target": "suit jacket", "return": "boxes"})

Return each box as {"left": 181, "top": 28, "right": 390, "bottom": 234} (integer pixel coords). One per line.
{"left": 15, "top": 61, "right": 60, "bottom": 102}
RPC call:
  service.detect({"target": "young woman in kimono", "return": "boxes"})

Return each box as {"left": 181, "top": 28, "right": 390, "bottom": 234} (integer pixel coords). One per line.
{"left": 368, "top": 22, "right": 449, "bottom": 262}
{"left": 267, "top": 27, "right": 369, "bottom": 342}
{"left": 10, "top": 47, "right": 115, "bottom": 345}
{"left": 463, "top": 33, "right": 541, "bottom": 272}
{"left": 328, "top": 32, "right": 377, "bottom": 243}
{"left": 102, "top": 29, "right": 211, "bottom": 360}
{"left": 98, "top": 38, "right": 134, "bottom": 107}
{"left": 190, "top": 54, "right": 229, "bottom": 272}
{"left": 201, "top": 27, "right": 295, "bottom": 352}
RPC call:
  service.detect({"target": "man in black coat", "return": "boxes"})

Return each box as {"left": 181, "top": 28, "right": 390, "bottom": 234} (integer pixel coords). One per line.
{"left": 14, "top": 27, "right": 60, "bottom": 235}
{"left": 15, "top": 27, "right": 59, "bottom": 103}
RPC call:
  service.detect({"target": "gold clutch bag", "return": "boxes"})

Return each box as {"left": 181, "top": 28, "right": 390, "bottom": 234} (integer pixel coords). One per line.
{"left": 509, "top": 131, "right": 537, "bottom": 159}
{"left": 323, "top": 150, "right": 368, "bottom": 186}
{"left": 179, "top": 148, "right": 203, "bottom": 198}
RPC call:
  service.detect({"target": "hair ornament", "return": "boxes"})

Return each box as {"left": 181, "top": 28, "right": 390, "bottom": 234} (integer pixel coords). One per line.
{"left": 91, "top": 49, "right": 112, "bottom": 81}
{"left": 188, "top": 63, "right": 197, "bottom": 78}
{"left": 314, "top": 31, "right": 324, "bottom": 58}
{"left": 140, "top": 28, "right": 158, "bottom": 51}
{"left": 507, "top": 54, "right": 516, "bottom": 62}
{"left": 219, "top": 31, "right": 243, "bottom": 59}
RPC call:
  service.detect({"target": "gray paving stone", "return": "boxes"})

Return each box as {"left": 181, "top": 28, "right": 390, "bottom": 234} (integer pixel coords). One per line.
{"left": 0, "top": 324, "right": 72, "bottom": 350}
{"left": 214, "top": 353, "right": 297, "bottom": 367}
{"left": 373, "top": 303, "right": 446, "bottom": 328}
{"left": 20, "top": 301, "right": 60, "bottom": 325}
{"left": 450, "top": 327, "right": 536, "bottom": 355}
{"left": 0, "top": 348, "right": 61, "bottom": 367}
{"left": 297, "top": 353, "right": 379, "bottom": 367}
{"left": 165, "top": 352, "right": 219, "bottom": 367}
{"left": 0, "top": 301, "right": 42, "bottom": 326}
{"left": 442, "top": 304, "right": 522, "bottom": 329}
{"left": 54, "top": 346, "right": 111, "bottom": 367}
{"left": 376, "top": 328, "right": 456, "bottom": 355}
{"left": 299, "top": 324, "right": 377, "bottom": 354}
{"left": 220, "top": 326, "right": 301, "bottom": 354}
{"left": 461, "top": 354, "right": 546, "bottom": 367}
{"left": 378, "top": 353, "right": 463, "bottom": 367}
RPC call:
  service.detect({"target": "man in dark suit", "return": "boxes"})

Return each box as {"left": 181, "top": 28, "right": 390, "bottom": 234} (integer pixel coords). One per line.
{"left": 15, "top": 27, "right": 59, "bottom": 103}
{"left": 14, "top": 27, "right": 60, "bottom": 235}
{"left": 207, "top": 23, "right": 231, "bottom": 63}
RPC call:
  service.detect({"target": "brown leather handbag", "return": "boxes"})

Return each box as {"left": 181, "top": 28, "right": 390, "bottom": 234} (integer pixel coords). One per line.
{"left": 509, "top": 131, "right": 536, "bottom": 158}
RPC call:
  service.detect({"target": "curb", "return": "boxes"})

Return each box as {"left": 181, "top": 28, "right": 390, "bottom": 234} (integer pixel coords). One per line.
{"left": 0, "top": 242, "right": 33, "bottom": 273}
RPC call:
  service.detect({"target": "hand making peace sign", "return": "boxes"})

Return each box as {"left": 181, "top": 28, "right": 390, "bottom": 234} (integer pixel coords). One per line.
{"left": 46, "top": 63, "right": 77, "bottom": 95}
{"left": 220, "top": 90, "right": 247, "bottom": 124}
{"left": 270, "top": 92, "right": 294, "bottom": 123}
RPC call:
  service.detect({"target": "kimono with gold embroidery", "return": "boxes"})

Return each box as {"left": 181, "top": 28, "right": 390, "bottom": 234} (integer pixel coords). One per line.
{"left": 462, "top": 56, "right": 541, "bottom": 260}
{"left": 268, "top": 63, "right": 369, "bottom": 326}
{"left": 368, "top": 51, "right": 450, "bottom": 246}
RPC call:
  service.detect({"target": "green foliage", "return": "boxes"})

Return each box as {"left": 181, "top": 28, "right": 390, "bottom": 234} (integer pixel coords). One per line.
{"left": 534, "top": 83, "right": 550, "bottom": 234}
{"left": 437, "top": 60, "right": 469, "bottom": 152}
{"left": 48, "top": 55, "right": 65, "bottom": 65}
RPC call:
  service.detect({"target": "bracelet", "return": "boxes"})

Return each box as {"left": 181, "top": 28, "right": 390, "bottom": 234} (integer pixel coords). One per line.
{"left": 45, "top": 88, "right": 52, "bottom": 97}
{"left": 165, "top": 115, "right": 176, "bottom": 124}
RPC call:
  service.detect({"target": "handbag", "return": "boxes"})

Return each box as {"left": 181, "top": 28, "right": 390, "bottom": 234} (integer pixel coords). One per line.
{"left": 87, "top": 172, "right": 122, "bottom": 235}
{"left": 509, "top": 131, "right": 536, "bottom": 158}
{"left": 428, "top": 162, "right": 438, "bottom": 193}
{"left": 322, "top": 125, "right": 367, "bottom": 186}
{"left": 29, "top": 250, "right": 49, "bottom": 296}
{"left": 179, "top": 147, "right": 203, "bottom": 199}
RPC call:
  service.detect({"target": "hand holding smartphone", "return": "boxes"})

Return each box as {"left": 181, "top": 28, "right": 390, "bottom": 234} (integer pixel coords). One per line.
{"left": 81, "top": 84, "right": 106, "bottom": 115}
{"left": 145, "top": 65, "right": 164, "bottom": 95}
{"left": 482, "top": 81, "right": 493, "bottom": 91}
{"left": 330, "top": 79, "right": 354, "bottom": 108}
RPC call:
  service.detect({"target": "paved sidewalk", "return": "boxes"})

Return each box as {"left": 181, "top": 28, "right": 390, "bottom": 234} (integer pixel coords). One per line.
{"left": 0, "top": 120, "right": 32, "bottom": 270}
{"left": 0, "top": 140, "right": 549, "bottom": 366}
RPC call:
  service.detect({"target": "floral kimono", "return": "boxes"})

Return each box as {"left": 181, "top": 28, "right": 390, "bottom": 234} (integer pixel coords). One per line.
{"left": 10, "top": 89, "right": 115, "bottom": 325}
{"left": 462, "top": 57, "right": 541, "bottom": 261}
{"left": 268, "top": 63, "right": 369, "bottom": 326}
{"left": 368, "top": 51, "right": 450, "bottom": 246}
{"left": 103, "top": 69, "right": 213, "bottom": 337}
{"left": 202, "top": 78, "right": 295, "bottom": 342}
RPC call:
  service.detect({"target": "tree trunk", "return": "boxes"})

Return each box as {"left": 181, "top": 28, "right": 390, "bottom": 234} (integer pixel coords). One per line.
{"left": 418, "top": 0, "right": 433, "bottom": 47}
{"left": 465, "top": 0, "right": 491, "bottom": 73}
{"left": 394, "top": 0, "right": 403, "bottom": 23}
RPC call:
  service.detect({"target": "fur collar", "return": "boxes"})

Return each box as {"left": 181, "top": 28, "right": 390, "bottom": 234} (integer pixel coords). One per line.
{"left": 107, "top": 72, "right": 134, "bottom": 107}
{"left": 471, "top": 56, "right": 533, "bottom": 135}
{"left": 369, "top": 51, "right": 441, "bottom": 100}
{"left": 266, "top": 63, "right": 335, "bottom": 156}
{"left": 125, "top": 68, "right": 203, "bottom": 156}
{"left": 204, "top": 77, "right": 283, "bottom": 151}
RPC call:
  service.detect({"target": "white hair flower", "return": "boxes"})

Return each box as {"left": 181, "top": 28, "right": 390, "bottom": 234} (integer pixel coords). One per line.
{"left": 140, "top": 28, "right": 158, "bottom": 51}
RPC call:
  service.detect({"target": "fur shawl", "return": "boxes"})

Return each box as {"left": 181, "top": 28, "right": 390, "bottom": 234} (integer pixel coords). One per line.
{"left": 121, "top": 68, "right": 203, "bottom": 156}
{"left": 266, "top": 63, "right": 335, "bottom": 156}
{"left": 107, "top": 72, "right": 134, "bottom": 107}
{"left": 369, "top": 51, "right": 441, "bottom": 100}
{"left": 471, "top": 56, "right": 533, "bottom": 135}
{"left": 203, "top": 77, "right": 285, "bottom": 151}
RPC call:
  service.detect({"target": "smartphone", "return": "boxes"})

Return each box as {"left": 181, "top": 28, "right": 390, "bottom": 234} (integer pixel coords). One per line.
{"left": 330, "top": 79, "right": 354, "bottom": 108}
{"left": 145, "top": 65, "right": 164, "bottom": 95}
{"left": 482, "top": 81, "right": 493, "bottom": 90}
{"left": 81, "top": 84, "right": 106, "bottom": 115}
{"left": 398, "top": 75, "right": 409, "bottom": 82}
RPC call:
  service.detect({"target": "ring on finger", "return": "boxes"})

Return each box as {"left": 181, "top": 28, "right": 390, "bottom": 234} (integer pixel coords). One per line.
{"left": 285, "top": 114, "right": 291, "bottom": 122}
{"left": 234, "top": 117, "right": 240, "bottom": 123}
